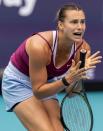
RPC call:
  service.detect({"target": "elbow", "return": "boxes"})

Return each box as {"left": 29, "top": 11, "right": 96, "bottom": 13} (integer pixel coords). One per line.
{"left": 33, "top": 88, "right": 44, "bottom": 99}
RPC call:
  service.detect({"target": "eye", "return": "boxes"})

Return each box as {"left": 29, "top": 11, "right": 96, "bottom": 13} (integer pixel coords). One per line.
{"left": 71, "top": 20, "right": 78, "bottom": 24}
{"left": 81, "top": 19, "right": 86, "bottom": 24}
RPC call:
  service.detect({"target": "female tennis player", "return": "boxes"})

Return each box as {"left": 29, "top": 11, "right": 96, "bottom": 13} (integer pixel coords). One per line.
{"left": 2, "top": 3, "right": 102, "bottom": 131}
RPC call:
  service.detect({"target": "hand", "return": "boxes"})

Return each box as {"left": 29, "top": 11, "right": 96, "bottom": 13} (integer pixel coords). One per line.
{"left": 85, "top": 51, "right": 102, "bottom": 69}
{"left": 65, "top": 60, "right": 91, "bottom": 84}
{"left": 65, "top": 81, "right": 79, "bottom": 94}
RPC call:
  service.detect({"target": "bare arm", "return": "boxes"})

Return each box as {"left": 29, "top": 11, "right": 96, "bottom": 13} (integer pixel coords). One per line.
{"left": 28, "top": 35, "right": 66, "bottom": 99}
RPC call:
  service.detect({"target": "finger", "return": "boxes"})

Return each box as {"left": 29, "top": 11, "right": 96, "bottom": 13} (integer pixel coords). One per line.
{"left": 86, "top": 50, "right": 91, "bottom": 59}
{"left": 71, "top": 59, "right": 75, "bottom": 67}
{"left": 81, "top": 76, "right": 91, "bottom": 80}
{"left": 89, "top": 51, "right": 101, "bottom": 59}
{"left": 89, "top": 60, "right": 101, "bottom": 66}
{"left": 85, "top": 66, "right": 96, "bottom": 69}
{"left": 77, "top": 74, "right": 91, "bottom": 80}
{"left": 75, "top": 61, "right": 81, "bottom": 69}
{"left": 76, "top": 69, "right": 89, "bottom": 79}
{"left": 77, "top": 66, "right": 95, "bottom": 75}
{"left": 77, "top": 67, "right": 87, "bottom": 74}
{"left": 78, "top": 70, "right": 87, "bottom": 76}
{"left": 91, "top": 56, "right": 102, "bottom": 61}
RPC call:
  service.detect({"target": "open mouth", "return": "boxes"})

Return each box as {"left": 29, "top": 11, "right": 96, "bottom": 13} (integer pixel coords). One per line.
{"left": 73, "top": 32, "right": 82, "bottom": 36}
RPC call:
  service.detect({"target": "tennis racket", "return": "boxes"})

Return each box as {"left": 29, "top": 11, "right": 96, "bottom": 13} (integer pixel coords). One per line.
{"left": 60, "top": 49, "right": 93, "bottom": 131}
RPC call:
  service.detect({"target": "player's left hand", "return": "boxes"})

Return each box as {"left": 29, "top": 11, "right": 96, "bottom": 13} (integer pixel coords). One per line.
{"left": 85, "top": 51, "right": 102, "bottom": 69}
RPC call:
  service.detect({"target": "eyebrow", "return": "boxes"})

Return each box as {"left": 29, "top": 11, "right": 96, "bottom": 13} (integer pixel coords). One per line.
{"left": 69, "top": 18, "right": 86, "bottom": 22}
{"left": 71, "top": 18, "right": 85, "bottom": 20}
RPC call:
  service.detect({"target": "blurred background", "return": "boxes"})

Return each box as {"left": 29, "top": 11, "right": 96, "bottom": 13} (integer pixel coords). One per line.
{"left": 0, "top": 0, "right": 103, "bottom": 130}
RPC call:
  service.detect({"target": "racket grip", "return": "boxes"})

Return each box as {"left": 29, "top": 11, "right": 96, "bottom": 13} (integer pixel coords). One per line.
{"left": 80, "top": 49, "right": 87, "bottom": 68}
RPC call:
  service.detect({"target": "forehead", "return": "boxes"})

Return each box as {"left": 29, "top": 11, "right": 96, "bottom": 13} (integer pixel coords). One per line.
{"left": 64, "top": 10, "right": 85, "bottom": 20}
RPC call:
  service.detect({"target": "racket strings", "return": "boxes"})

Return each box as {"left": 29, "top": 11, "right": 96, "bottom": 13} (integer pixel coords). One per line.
{"left": 62, "top": 94, "right": 91, "bottom": 131}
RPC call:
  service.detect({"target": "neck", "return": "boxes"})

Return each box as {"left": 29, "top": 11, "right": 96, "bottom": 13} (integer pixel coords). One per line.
{"left": 57, "top": 30, "right": 74, "bottom": 52}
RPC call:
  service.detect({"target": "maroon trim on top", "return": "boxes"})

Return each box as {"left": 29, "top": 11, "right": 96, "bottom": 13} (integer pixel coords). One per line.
{"left": 37, "top": 33, "right": 52, "bottom": 52}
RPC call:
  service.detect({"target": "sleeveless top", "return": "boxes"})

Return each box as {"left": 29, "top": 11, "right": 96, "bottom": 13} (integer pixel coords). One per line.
{"left": 10, "top": 30, "right": 83, "bottom": 80}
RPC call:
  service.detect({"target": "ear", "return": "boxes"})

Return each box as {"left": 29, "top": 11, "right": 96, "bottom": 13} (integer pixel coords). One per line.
{"left": 58, "top": 21, "right": 64, "bottom": 30}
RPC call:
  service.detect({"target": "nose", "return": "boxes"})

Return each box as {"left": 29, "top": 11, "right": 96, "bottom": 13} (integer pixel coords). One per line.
{"left": 77, "top": 23, "right": 82, "bottom": 29}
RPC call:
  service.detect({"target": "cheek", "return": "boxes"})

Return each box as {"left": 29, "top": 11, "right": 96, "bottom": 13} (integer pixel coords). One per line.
{"left": 63, "top": 25, "right": 73, "bottom": 32}
{"left": 63, "top": 30, "right": 73, "bottom": 38}
{"left": 63, "top": 23, "right": 71, "bottom": 29}
{"left": 64, "top": 29, "right": 74, "bottom": 35}
{"left": 84, "top": 26, "right": 86, "bottom": 31}
{"left": 65, "top": 25, "right": 76, "bottom": 33}
{"left": 63, "top": 24, "right": 75, "bottom": 34}
{"left": 83, "top": 24, "right": 86, "bottom": 30}
{"left": 64, "top": 29, "right": 71, "bottom": 34}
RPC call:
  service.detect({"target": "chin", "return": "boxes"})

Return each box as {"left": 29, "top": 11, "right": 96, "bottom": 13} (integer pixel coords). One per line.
{"left": 73, "top": 38, "right": 83, "bottom": 43}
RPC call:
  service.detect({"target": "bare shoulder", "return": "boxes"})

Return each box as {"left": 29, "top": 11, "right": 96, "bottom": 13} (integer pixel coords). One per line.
{"left": 38, "top": 30, "right": 53, "bottom": 41}
{"left": 27, "top": 31, "right": 53, "bottom": 51}
{"left": 26, "top": 31, "right": 53, "bottom": 65}
{"left": 32, "top": 30, "right": 53, "bottom": 48}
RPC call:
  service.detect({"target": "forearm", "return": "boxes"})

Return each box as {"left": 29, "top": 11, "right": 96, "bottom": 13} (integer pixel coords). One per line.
{"left": 33, "top": 79, "right": 66, "bottom": 99}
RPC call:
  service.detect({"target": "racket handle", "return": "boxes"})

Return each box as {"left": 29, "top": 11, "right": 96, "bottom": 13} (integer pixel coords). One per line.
{"left": 80, "top": 49, "right": 87, "bottom": 68}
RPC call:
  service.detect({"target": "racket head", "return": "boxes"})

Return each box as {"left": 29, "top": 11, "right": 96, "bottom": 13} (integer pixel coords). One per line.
{"left": 60, "top": 92, "right": 93, "bottom": 131}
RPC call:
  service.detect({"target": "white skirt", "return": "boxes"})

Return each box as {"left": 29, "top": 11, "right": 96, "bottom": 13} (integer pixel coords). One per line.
{"left": 2, "top": 62, "right": 58, "bottom": 112}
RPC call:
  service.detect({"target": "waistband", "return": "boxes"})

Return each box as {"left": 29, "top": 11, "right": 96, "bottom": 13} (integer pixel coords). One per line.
{"left": 6, "top": 61, "right": 30, "bottom": 81}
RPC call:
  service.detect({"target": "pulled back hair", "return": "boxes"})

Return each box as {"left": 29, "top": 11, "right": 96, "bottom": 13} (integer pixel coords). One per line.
{"left": 56, "top": 3, "right": 84, "bottom": 22}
